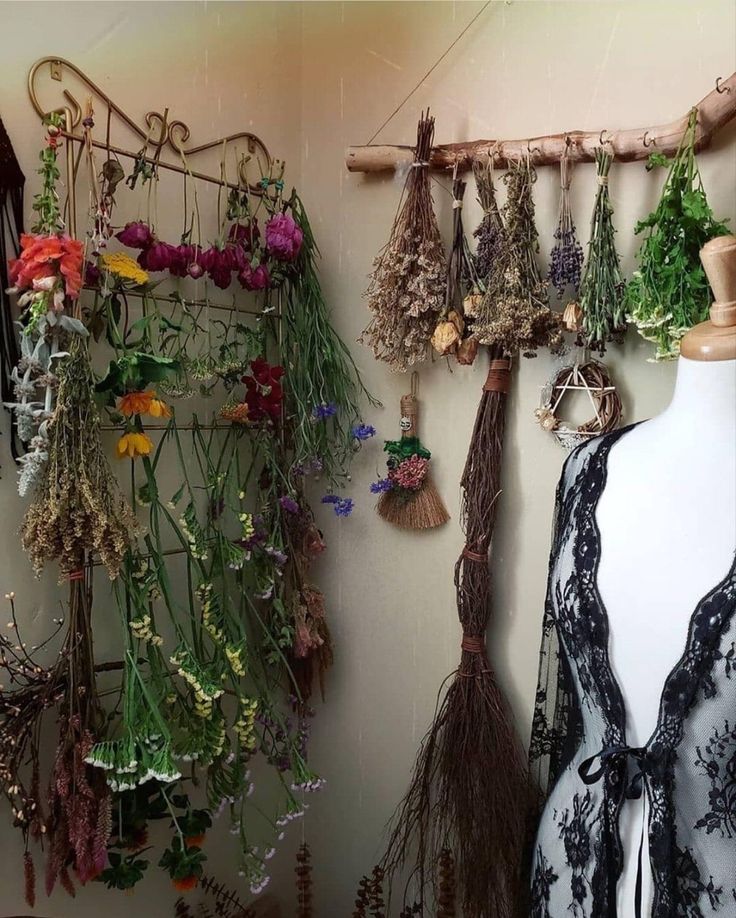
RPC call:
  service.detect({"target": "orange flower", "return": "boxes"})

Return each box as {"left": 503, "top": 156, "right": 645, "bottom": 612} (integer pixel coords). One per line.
{"left": 8, "top": 233, "right": 83, "bottom": 300}
{"left": 219, "top": 402, "right": 250, "bottom": 424}
{"left": 118, "top": 390, "right": 171, "bottom": 419}
{"left": 117, "top": 432, "right": 153, "bottom": 460}
{"left": 184, "top": 833, "right": 206, "bottom": 849}
{"left": 172, "top": 875, "right": 199, "bottom": 892}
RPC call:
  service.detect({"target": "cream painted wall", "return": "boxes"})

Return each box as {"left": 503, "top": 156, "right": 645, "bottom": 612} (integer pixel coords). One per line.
{"left": 0, "top": 2, "right": 735, "bottom": 917}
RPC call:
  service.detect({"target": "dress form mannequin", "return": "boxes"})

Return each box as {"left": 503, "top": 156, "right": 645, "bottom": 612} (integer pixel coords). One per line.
{"left": 596, "top": 235, "right": 736, "bottom": 915}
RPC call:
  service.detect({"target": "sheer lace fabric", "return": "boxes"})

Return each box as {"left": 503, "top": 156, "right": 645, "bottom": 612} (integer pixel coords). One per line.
{"left": 528, "top": 427, "right": 736, "bottom": 917}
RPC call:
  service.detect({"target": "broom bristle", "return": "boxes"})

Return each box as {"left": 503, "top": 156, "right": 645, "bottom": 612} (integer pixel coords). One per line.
{"left": 377, "top": 477, "right": 449, "bottom": 530}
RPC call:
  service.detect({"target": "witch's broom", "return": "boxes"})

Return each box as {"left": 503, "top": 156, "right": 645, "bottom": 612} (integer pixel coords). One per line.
{"left": 379, "top": 348, "right": 530, "bottom": 917}
{"left": 374, "top": 373, "right": 449, "bottom": 530}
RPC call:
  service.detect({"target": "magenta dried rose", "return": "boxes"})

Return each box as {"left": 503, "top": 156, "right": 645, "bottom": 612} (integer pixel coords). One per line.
{"left": 116, "top": 221, "right": 154, "bottom": 249}
{"left": 265, "top": 213, "right": 303, "bottom": 262}
{"left": 238, "top": 262, "right": 270, "bottom": 292}
{"left": 200, "top": 246, "right": 233, "bottom": 289}
{"left": 139, "top": 241, "right": 176, "bottom": 272}
{"left": 228, "top": 219, "right": 260, "bottom": 251}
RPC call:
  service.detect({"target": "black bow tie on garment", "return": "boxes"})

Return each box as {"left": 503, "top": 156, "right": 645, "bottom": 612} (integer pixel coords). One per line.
{"left": 579, "top": 744, "right": 654, "bottom": 918}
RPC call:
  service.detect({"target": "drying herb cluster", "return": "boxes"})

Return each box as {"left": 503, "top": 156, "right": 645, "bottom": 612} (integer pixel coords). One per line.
{"left": 548, "top": 153, "right": 583, "bottom": 298}
{"left": 626, "top": 108, "right": 729, "bottom": 360}
{"left": 576, "top": 148, "right": 627, "bottom": 353}
{"left": 361, "top": 112, "right": 446, "bottom": 371}
{"left": 472, "top": 158, "right": 563, "bottom": 356}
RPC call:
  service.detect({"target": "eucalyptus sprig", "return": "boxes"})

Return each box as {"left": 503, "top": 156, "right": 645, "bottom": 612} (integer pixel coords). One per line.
{"left": 626, "top": 108, "right": 730, "bottom": 360}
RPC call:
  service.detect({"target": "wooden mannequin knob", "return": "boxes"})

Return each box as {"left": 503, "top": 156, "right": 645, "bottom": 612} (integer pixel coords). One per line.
{"left": 700, "top": 235, "right": 736, "bottom": 321}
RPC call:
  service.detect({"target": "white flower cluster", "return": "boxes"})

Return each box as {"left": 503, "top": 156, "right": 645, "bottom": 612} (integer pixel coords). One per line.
{"left": 225, "top": 642, "right": 247, "bottom": 678}
{"left": 85, "top": 736, "right": 181, "bottom": 792}
{"left": 234, "top": 697, "right": 258, "bottom": 751}
{"left": 129, "top": 614, "right": 163, "bottom": 647}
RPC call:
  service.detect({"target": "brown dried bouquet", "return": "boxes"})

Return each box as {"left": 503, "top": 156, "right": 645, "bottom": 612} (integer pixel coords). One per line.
{"left": 472, "top": 157, "right": 562, "bottom": 357}
{"left": 361, "top": 112, "right": 445, "bottom": 371}
{"left": 21, "top": 333, "right": 137, "bottom": 580}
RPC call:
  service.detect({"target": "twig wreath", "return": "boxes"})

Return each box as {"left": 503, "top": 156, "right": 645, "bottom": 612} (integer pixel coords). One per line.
{"left": 535, "top": 357, "right": 623, "bottom": 449}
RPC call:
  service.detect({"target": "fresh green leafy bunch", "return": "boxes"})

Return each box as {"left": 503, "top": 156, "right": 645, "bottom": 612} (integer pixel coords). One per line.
{"left": 626, "top": 108, "right": 730, "bottom": 360}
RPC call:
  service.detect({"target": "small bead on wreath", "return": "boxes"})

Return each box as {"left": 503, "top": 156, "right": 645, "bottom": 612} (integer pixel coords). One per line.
{"left": 535, "top": 356, "right": 623, "bottom": 450}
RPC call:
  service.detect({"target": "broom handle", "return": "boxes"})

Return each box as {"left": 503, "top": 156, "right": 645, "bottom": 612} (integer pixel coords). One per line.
{"left": 399, "top": 371, "right": 420, "bottom": 438}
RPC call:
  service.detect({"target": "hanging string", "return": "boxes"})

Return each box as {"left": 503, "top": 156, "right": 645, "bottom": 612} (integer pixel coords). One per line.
{"left": 365, "top": 1, "right": 493, "bottom": 145}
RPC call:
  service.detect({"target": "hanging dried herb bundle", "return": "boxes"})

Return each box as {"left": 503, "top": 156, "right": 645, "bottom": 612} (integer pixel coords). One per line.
{"left": 469, "top": 158, "right": 505, "bottom": 290}
{"left": 473, "top": 159, "right": 562, "bottom": 357}
{"left": 21, "top": 333, "right": 137, "bottom": 580}
{"left": 626, "top": 108, "right": 730, "bottom": 360}
{"left": 548, "top": 152, "right": 583, "bottom": 298}
{"left": 361, "top": 112, "right": 446, "bottom": 371}
{"left": 379, "top": 350, "right": 531, "bottom": 917}
{"left": 577, "top": 148, "right": 627, "bottom": 354}
{"left": 296, "top": 843, "right": 313, "bottom": 918}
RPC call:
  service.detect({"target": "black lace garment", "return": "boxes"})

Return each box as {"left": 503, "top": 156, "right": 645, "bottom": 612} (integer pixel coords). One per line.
{"left": 528, "top": 426, "right": 736, "bottom": 918}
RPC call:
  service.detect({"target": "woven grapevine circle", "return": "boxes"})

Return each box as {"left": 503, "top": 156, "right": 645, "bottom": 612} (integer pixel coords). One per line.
{"left": 535, "top": 359, "right": 623, "bottom": 450}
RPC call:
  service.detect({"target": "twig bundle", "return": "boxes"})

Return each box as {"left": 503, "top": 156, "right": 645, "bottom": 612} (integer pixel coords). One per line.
{"left": 361, "top": 112, "right": 446, "bottom": 371}
{"left": 577, "top": 148, "right": 626, "bottom": 354}
{"left": 379, "top": 349, "right": 531, "bottom": 917}
{"left": 473, "top": 159, "right": 562, "bottom": 357}
{"left": 20, "top": 334, "right": 137, "bottom": 580}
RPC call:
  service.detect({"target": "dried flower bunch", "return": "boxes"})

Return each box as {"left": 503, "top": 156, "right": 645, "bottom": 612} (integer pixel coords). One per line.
{"left": 626, "top": 108, "right": 730, "bottom": 360}
{"left": 548, "top": 151, "right": 583, "bottom": 298}
{"left": 432, "top": 177, "right": 478, "bottom": 365}
{"left": 361, "top": 112, "right": 446, "bottom": 371}
{"left": 21, "top": 334, "right": 137, "bottom": 580}
{"left": 469, "top": 157, "right": 506, "bottom": 292}
{"left": 472, "top": 157, "right": 562, "bottom": 357}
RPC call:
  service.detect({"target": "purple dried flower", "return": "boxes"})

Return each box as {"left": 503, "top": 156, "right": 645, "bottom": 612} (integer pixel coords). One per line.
{"left": 333, "top": 497, "right": 354, "bottom": 517}
{"left": 279, "top": 495, "right": 300, "bottom": 514}
{"left": 352, "top": 424, "right": 376, "bottom": 440}
{"left": 321, "top": 494, "right": 339, "bottom": 505}
{"left": 370, "top": 478, "right": 393, "bottom": 494}
{"left": 84, "top": 260, "right": 101, "bottom": 286}
{"left": 312, "top": 402, "right": 337, "bottom": 420}
{"left": 116, "top": 221, "right": 154, "bottom": 249}
{"left": 264, "top": 546, "right": 288, "bottom": 566}
{"left": 265, "top": 212, "right": 303, "bottom": 262}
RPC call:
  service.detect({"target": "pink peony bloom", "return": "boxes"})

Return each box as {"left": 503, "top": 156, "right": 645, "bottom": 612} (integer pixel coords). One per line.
{"left": 116, "top": 221, "right": 154, "bottom": 249}
{"left": 265, "top": 213, "right": 303, "bottom": 262}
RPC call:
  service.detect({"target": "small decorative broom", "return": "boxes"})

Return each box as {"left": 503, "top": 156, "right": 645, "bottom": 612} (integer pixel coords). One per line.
{"left": 371, "top": 374, "right": 449, "bottom": 530}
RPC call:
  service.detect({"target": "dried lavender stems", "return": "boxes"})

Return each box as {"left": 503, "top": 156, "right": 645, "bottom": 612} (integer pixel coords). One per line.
{"left": 548, "top": 153, "right": 583, "bottom": 298}
{"left": 361, "top": 113, "right": 446, "bottom": 371}
{"left": 577, "top": 148, "right": 626, "bottom": 353}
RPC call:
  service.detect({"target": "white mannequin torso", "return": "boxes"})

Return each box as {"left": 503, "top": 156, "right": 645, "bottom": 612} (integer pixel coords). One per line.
{"left": 596, "top": 356, "right": 736, "bottom": 915}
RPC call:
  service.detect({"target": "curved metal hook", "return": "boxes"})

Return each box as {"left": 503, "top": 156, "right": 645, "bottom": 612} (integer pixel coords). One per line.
{"left": 642, "top": 131, "right": 655, "bottom": 148}
{"left": 715, "top": 76, "right": 731, "bottom": 95}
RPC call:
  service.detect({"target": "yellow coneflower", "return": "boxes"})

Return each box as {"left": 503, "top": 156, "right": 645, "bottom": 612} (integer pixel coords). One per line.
{"left": 101, "top": 251, "right": 150, "bottom": 286}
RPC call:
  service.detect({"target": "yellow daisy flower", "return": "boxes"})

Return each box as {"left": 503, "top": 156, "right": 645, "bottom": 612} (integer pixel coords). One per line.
{"left": 101, "top": 251, "right": 150, "bottom": 286}
{"left": 117, "top": 431, "right": 154, "bottom": 460}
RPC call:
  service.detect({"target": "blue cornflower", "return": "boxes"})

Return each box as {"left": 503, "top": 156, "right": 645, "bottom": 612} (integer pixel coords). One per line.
{"left": 321, "top": 494, "right": 339, "bottom": 505}
{"left": 352, "top": 424, "right": 377, "bottom": 441}
{"left": 312, "top": 402, "right": 338, "bottom": 420}
{"left": 370, "top": 478, "right": 393, "bottom": 494}
{"left": 334, "top": 497, "right": 354, "bottom": 517}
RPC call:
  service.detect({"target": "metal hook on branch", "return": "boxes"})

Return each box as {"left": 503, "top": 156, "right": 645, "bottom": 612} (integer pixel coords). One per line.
{"left": 716, "top": 76, "right": 731, "bottom": 94}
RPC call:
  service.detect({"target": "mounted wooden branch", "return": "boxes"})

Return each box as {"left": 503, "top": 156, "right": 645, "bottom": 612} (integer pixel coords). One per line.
{"left": 346, "top": 72, "right": 736, "bottom": 174}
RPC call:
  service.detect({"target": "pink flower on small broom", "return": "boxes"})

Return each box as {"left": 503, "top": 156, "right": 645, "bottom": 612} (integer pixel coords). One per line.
{"left": 390, "top": 455, "right": 429, "bottom": 492}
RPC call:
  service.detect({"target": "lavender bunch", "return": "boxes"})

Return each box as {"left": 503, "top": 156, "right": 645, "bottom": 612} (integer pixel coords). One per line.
{"left": 470, "top": 158, "right": 505, "bottom": 290}
{"left": 548, "top": 154, "right": 583, "bottom": 298}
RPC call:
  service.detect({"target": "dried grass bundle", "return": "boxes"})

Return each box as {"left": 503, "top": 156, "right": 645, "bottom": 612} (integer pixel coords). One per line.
{"left": 361, "top": 112, "right": 445, "bottom": 371}
{"left": 21, "top": 334, "right": 136, "bottom": 580}
{"left": 473, "top": 159, "right": 562, "bottom": 357}
{"left": 379, "top": 350, "right": 531, "bottom": 918}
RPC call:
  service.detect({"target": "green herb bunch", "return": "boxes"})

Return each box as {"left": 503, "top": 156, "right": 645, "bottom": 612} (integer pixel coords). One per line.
{"left": 626, "top": 108, "right": 730, "bottom": 360}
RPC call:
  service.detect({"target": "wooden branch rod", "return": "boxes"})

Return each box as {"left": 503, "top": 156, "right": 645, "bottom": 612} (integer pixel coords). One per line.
{"left": 346, "top": 73, "right": 736, "bottom": 173}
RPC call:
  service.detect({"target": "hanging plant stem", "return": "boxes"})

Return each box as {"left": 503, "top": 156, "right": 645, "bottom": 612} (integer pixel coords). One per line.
{"left": 548, "top": 151, "right": 583, "bottom": 299}
{"left": 577, "top": 148, "right": 627, "bottom": 354}
{"left": 626, "top": 107, "right": 730, "bottom": 360}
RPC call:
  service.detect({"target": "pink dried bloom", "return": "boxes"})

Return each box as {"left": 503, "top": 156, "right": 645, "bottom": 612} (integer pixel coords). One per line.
{"left": 265, "top": 212, "right": 303, "bottom": 262}
{"left": 391, "top": 455, "right": 429, "bottom": 492}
